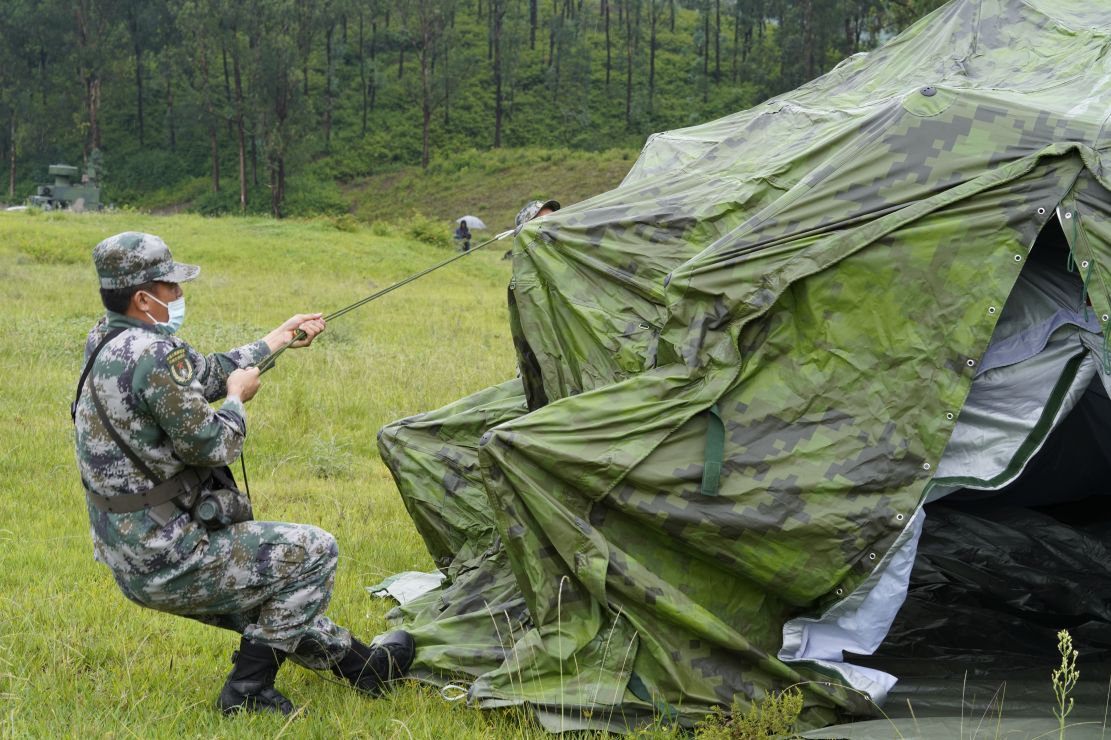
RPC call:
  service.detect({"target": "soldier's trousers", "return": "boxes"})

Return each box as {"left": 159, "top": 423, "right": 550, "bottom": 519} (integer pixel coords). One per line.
{"left": 115, "top": 520, "right": 352, "bottom": 670}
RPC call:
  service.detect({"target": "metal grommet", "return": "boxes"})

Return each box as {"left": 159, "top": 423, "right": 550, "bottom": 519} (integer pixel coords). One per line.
{"left": 835, "top": 588, "right": 844, "bottom": 596}
{"left": 946, "top": 412, "right": 954, "bottom": 420}
{"left": 896, "top": 513, "right": 905, "bottom": 522}
{"left": 1104, "top": 314, "right": 1110, "bottom": 322}
{"left": 868, "top": 552, "right": 877, "bottom": 560}
{"left": 922, "top": 462, "right": 932, "bottom": 470}
{"left": 1081, "top": 261, "right": 1090, "bottom": 269}
{"left": 966, "top": 359, "right": 975, "bottom": 367}
{"left": 1065, "top": 212, "right": 1073, "bottom": 219}
{"left": 1037, "top": 207, "right": 1046, "bottom": 215}
{"left": 988, "top": 306, "right": 996, "bottom": 314}
{"left": 639, "top": 323, "right": 650, "bottom": 329}
{"left": 1014, "top": 254, "right": 1022, "bottom": 262}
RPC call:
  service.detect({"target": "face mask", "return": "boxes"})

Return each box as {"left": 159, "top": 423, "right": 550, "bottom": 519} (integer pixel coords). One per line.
{"left": 142, "top": 292, "right": 186, "bottom": 334}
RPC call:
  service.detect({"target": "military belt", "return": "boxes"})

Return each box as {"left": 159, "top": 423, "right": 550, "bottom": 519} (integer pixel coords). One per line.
{"left": 84, "top": 467, "right": 209, "bottom": 515}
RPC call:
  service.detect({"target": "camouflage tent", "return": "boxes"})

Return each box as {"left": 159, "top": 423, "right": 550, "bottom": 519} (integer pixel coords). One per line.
{"left": 378, "top": 0, "right": 1111, "bottom": 731}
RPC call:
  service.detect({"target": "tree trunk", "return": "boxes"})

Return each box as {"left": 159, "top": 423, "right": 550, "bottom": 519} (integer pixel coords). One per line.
{"left": 359, "top": 14, "right": 368, "bottom": 135}
{"left": 8, "top": 114, "right": 15, "bottom": 200}
{"left": 548, "top": 0, "right": 556, "bottom": 67}
{"left": 370, "top": 20, "right": 378, "bottom": 111}
{"left": 87, "top": 75, "right": 102, "bottom": 153}
{"left": 324, "top": 23, "right": 334, "bottom": 151}
{"left": 39, "top": 48, "right": 48, "bottom": 107}
{"left": 133, "top": 41, "right": 144, "bottom": 146}
{"left": 398, "top": 42, "right": 405, "bottom": 78}
{"left": 702, "top": 5, "right": 709, "bottom": 102}
{"left": 222, "top": 43, "right": 234, "bottom": 138}
{"left": 669, "top": 0, "right": 674, "bottom": 31}
{"left": 648, "top": 1, "right": 656, "bottom": 112}
{"left": 604, "top": 0, "right": 611, "bottom": 87}
{"left": 208, "top": 120, "right": 220, "bottom": 193}
{"left": 553, "top": 6, "right": 562, "bottom": 98}
{"left": 421, "top": 53, "right": 432, "bottom": 169}
{"left": 271, "top": 154, "right": 285, "bottom": 218}
{"left": 530, "top": 0, "right": 537, "bottom": 49}
{"left": 492, "top": 0, "right": 504, "bottom": 147}
{"left": 625, "top": 0, "right": 634, "bottom": 128}
{"left": 714, "top": 0, "right": 720, "bottom": 80}
{"left": 165, "top": 66, "right": 175, "bottom": 150}
{"left": 443, "top": 42, "right": 451, "bottom": 126}
{"left": 277, "top": 156, "right": 285, "bottom": 217}
{"left": 232, "top": 41, "right": 247, "bottom": 212}
{"left": 804, "top": 0, "right": 814, "bottom": 80}
{"left": 732, "top": 1, "right": 739, "bottom": 82}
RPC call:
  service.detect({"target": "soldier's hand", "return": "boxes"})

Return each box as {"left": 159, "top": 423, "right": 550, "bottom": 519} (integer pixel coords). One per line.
{"left": 264, "top": 313, "right": 326, "bottom": 352}
{"left": 228, "top": 367, "right": 261, "bottom": 403}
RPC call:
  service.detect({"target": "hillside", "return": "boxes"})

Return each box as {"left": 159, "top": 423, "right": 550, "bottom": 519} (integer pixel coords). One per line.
{"left": 347, "top": 147, "right": 636, "bottom": 231}
{"left": 0, "top": 0, "right": 945, "bottom": 217}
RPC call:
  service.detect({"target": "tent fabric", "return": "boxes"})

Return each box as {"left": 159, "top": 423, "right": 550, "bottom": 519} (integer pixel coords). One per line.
{"left": 377, "top": 0, "right": 1111, "bottom": 731}
{"left": 779, "top": 232, "right": 1111, "bottom": 701}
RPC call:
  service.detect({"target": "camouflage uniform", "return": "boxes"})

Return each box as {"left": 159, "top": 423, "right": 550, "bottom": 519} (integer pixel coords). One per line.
{"left": 74, "top": 232, "right": 351, "bottom": 670}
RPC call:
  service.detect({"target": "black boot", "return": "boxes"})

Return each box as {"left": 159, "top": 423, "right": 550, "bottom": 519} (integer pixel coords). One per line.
{"left": 331, "top": 631, "right": 415, "bottom": 696}
{"left": 217, "top": 637, "right": 297, "bottom": 716}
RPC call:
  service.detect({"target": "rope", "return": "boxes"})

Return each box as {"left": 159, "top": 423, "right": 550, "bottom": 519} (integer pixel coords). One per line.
{"left": 257, "top": 228, "right": 514, "bottom": 374}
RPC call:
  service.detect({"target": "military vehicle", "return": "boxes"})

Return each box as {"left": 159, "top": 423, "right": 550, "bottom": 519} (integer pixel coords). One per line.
{"left": 28, "top": 163, "right": 101, "bottom": 211}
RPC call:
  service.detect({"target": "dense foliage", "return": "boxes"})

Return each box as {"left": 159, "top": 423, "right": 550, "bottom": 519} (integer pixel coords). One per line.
{"left": 0, "top": 0, "right": 944, "bottom": 216}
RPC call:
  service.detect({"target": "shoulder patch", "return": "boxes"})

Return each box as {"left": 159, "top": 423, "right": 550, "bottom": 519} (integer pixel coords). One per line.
{"left": 165, "top": 346, "right": 195, "bottom": 386}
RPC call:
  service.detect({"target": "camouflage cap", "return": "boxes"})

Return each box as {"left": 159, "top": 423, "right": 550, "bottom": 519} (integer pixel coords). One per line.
{"left": 92, "top": 232, "right": 200, "bottom": 289}
{"left": 514, "top": 199, "right": 561, "bottom": 230}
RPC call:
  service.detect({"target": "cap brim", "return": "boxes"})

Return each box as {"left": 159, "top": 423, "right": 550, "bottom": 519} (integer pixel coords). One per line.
{"left": 162, "top": 262, "right": 201, "bottom": 283}
{"left": 541, "top": 199, "right": 561, "bottom": 212}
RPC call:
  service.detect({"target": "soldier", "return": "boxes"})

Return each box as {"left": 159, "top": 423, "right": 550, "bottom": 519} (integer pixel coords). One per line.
{"left": 514, "top": 198, "right": 561, "bottom": 232}
{"left": 72, "top": 232, "right": 414, "bottom": 716}
{"left": 504, "top": 198, "right": 561, "bottom": 258}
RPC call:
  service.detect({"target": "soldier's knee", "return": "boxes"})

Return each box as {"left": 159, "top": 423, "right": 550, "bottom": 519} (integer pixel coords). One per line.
{"left": 299, "top": 525, "right": 339, "bottom": 570}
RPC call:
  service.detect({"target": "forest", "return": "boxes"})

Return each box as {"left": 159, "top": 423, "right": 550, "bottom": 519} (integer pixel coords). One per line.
{"left": 0, "top": 0, "right": 944, "bottom": 217}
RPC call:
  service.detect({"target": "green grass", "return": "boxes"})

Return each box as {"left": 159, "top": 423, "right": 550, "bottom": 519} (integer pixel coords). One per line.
{"left": 0, "top": 209, "right": 560, "bottom": 737}
{"left": 2, "top": 212, "right": 1105, "bottom": 739}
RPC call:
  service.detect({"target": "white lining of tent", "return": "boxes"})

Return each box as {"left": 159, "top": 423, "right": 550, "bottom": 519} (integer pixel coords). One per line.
{"left": 778, "top": 241, "right": 1109, "bottom": 704}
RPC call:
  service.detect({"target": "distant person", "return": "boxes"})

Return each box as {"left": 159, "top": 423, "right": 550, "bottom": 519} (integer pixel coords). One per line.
{"left": 454, "top": 220, "right": 472, "bottom": 251}
{"left": 72, "top": 232, "right": 415, "bottom": 716}
{"left": 505, "top": 198, "right": 561, "bottom": 259}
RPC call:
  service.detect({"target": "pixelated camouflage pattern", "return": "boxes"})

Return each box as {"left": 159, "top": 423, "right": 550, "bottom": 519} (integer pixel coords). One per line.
{"left": 380, "top": 0, "right": 1111, "bottom": 730}
{"left": 377, "top": 379, "right": 528, "bottom": 574}
{"left": 75, "top": 312, "right": 350, "bottom": 666}
{"left": 514, "top": 200, "right": 562, "bottom": 231}
{"left": 93, "top": 232, "right": 200, "bottom": 289}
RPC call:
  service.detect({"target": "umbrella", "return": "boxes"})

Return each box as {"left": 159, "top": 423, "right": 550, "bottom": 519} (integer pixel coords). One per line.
{"left": 456, "top": 215, "right": 487, "bottom": 230}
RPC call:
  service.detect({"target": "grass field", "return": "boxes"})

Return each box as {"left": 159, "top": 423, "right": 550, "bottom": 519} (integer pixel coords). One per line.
{"left": 0, "top": 210, "right": 566, "bottom": 737}
{"left": 7, "top": 210, "right": 1101, "bottom": 739}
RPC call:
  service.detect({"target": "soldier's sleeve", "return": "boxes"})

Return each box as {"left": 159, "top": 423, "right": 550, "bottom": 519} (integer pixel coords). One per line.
{"left": 188, "top": 339, "right": 271, "bottom": 403}
{"left": 135, "top": 341, "right": 250, "bottom": 467}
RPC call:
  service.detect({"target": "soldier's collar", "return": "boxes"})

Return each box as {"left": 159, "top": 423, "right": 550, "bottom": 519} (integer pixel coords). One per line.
{"left": 105, "top": 311, "right": 158, "bottom": 331}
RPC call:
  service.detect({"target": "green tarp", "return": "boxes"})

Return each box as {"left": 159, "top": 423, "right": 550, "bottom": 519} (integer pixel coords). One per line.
{"left": 378, "top": 0, "right": 1111, "bottom": 731}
